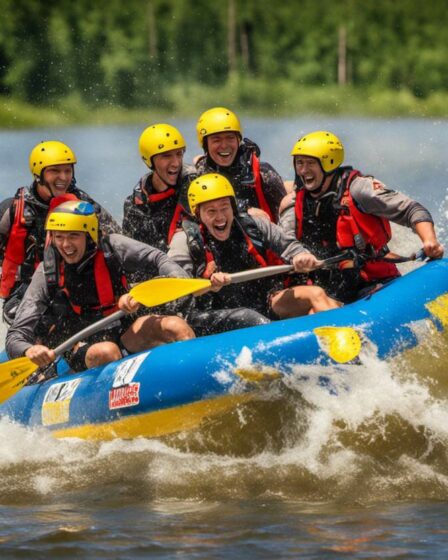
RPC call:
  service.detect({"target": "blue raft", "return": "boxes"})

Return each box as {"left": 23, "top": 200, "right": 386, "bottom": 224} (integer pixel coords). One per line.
{"left": 1, "top": 259, "right": 447, "bottom": 440}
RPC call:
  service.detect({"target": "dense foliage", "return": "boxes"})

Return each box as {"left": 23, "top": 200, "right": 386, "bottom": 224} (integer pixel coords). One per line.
{"left": 0, "top": 0, "right": 447, "bottom": 111}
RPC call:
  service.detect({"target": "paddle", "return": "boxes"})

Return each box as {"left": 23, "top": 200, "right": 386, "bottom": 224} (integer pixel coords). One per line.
{"left": 0, "top": 247, "right": 427, "bottom": 400}
{"left": 0, "top": 276, "right": 211, "bottom": 403}
{"left": 130, "top": 251, "right": 361, "bottom": 307}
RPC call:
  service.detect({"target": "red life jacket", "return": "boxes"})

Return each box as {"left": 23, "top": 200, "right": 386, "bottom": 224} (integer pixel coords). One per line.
{"left": 133, "top": 184, "right": 184, "bottom": 245}
{"left": 0, "top": 189, "right": 28, "bottom": 297}
{"left": 0, "top": 189, "right": 80, "bottom": 298}
{"left": 58, "top": 249, "right": 128, "bottom": 317}
{"left": 197, "top": 147, "right": 276, "bottom": 222}
{"left": 294, "top": 170, "right": 399, "bottom": 282}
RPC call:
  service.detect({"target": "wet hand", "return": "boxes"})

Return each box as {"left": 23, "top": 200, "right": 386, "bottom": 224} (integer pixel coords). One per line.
{"left": 247, "top": 207, "right": 271, "bottom": 221}
{"left": 210, "top": 272, "right": 231, "bottom": 292}
{"left": 25, "top": 345, "right": 56, "bottom": 367}
{"left": 292, "top": 252, "right": 320, "bottom": 273}
{"left": 423, "top": 240, "right": 444, "bottom": 259}
{"left": 118, "top": 294, "right": 140, "bottom": 313}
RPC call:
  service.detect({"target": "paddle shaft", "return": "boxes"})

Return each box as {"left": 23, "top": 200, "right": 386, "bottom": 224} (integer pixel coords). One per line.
{"left": 228, "top": 251, "right": 355, "bottom": 284}
{"left": 19, "top": 248, "right": 428, "bottom": 358}
{"left": 229, "top": 264, "right": 292, "bottom": 283}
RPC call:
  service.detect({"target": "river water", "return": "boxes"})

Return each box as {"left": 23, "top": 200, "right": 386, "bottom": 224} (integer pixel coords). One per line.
{"left": 0, "top": 117, "right": 448, "bottom": 558}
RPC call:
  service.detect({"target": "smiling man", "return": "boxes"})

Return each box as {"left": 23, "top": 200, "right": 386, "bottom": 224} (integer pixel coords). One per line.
{"left": 279, "top": 130, "right": 444, "bottom": 304}
{"left": 122, "top": 124, "right": 197, "bottom": 253}
{"left": 168, "top": 174, "right": 338, "bottom": 336}
{"left": 194, "top": 107, "right": 286, "bottom": 222}
{"left": 0, "top": 140, "right": 120, "bottom": 325}
{"left": 6, "top": 201, "right": 194, "bottom": 374}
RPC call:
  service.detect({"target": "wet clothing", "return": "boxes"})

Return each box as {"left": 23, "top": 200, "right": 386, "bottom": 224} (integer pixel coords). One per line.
{"left": 6, "top": 234, "right": 188, "bottom": 368}
{"left": 168, "top": 214, "right": 306, "bottom": 321}
{"left": 280, "top": 167, "right": 434, "bottom": 302}
{"left": 188, "top": 307, "right": 270, "bottom": 337}
{"left": 122, "top": 165, "right": 196, "bottom": 253}
{"left": 0, "top": 181, "right": 121, "bottom": 322}
{"left": 195, "top": 138, "right": 286, "bottom": 222}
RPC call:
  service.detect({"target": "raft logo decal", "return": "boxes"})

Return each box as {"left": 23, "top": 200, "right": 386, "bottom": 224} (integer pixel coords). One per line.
{"left": 42, "top": 378, "right": 82, "bottom": 426}
{"left": 109, "top": 382, "right": 140, "bottom": 410}
{"left": 112, "top": 352, "right": 149, "bottom": 388}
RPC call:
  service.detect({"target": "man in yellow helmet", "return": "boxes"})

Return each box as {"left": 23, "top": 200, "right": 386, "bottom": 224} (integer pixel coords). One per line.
{"left": 168, "top": 174, "right": 338, "bottom": 335}
{"left": 0, "top": 140, "right": 120, "bottom": 324}
{"left": 122, "top": 124, "right": 196, "bottom": 254}
{"left": 6, "top": 201, "right": 194, "bottom": 374}
{"left": 278, "top": 130, "right": 444, "bottom": 306}
{"left": 194, "top": 107, "right": 286, "bottom": 222}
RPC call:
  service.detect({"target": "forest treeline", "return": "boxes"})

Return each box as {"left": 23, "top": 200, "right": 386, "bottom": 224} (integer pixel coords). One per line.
{"left": 0, "top": 0, "right": 447, "bottom": 120}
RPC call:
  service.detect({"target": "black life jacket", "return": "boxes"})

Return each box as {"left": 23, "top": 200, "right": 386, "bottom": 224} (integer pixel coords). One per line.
{"left": 182, "top": 214, "right": 271, "bottom": 278}
{"left": 125, "top": 170, "right": 192, "bottom": 251}
{"left": 197, "top": 139, "right": 275, "bottom": 221}
{"left": 182, "top": 215, "right": 282, "bottom": 314}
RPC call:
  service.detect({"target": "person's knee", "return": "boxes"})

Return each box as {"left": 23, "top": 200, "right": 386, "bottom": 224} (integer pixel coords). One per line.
{"left": 227, "top": 308, "right": 270, "bottom": 328}
{"left": 161, "top": 315, "right": 195, "bottom": 342}
{"left": 309, "top": 285, "right": 327, "bottom": 302}
{"left": 270, "top": 289, "right": 293, "bottom": 316}
{"left": 85, "top": 342, "right": 122, "bottom": 368}
{"left": 308, "top": 285, "right": 339, "bottom": 311}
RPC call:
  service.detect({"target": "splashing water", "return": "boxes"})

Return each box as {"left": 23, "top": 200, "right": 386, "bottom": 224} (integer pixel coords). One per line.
{"left": 1, "top": 331, "right": 447, "bottom": 507}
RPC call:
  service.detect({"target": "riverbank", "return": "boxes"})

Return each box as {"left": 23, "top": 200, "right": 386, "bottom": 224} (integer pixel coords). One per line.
{"left": 1, "top": 81, "right": 447, "bottom": 129}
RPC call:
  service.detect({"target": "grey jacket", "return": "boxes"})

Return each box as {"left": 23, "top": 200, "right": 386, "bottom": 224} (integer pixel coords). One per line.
{"left": 279, "top": 175, "right": 433, "bottom": 236}
{"left": 6, "top": 234, "right": 188, "bottom": 358}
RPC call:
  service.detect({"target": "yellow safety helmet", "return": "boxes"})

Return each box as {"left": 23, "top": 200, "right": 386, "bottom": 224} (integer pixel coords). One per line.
{"left": 139, "top": 124, "right": 186, "bottom": 168}
{"left": 196, "top": 107, "right": 242, "bottom": 148}
{"left": 45, "top": 200, "right": 98, "bottom": 243}
{"left": 290, "top": 131, "right": 344, "bottom": 173}
{"left": 29, "top": 141, "right": 77, "bottom": 178}
{"left": 188, "top": 173, "right": 236, "bottom": 215}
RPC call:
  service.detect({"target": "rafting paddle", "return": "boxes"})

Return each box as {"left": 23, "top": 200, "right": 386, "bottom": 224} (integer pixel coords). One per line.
{"left": 129, "top": 251, "right": 360, "bottom": 307}
{"left": 0, "top": 276, "right": 212, "bottom": 403}
{"left": 0, "top": 248, "right": 425, "bottom": 402}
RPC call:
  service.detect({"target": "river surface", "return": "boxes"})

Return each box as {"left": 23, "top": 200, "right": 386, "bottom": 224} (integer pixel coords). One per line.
{"left": 0, "top": 117, "right": 448, "bottom": 558}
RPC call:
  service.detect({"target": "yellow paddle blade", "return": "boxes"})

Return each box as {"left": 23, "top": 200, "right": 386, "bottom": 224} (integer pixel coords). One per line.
{"left": 314, "top": 326, "right": 362, "bottom": 364}
{"left": 129, "top": 277, "right": 211, "bottom": 308}
{"left": 0, "top": 357, "right": 38, "bottom": 404}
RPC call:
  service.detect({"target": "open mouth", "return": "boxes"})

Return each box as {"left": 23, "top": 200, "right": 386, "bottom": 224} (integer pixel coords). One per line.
{"left": 54, "top": 182, "right": 68, "bottom": 190}
{"left": 61, "top": 249, "right": 78, "bottom": 260}
{"left": 214, "top": 222, "right": 227, "bottom": 232}
{"left": 162, "top": 169, "right": 179, "bottom": 184}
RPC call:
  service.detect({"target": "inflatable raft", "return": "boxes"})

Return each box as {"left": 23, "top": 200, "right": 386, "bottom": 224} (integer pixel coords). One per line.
{"left": 1, "top": 259, "right": 447, "bottom": 440}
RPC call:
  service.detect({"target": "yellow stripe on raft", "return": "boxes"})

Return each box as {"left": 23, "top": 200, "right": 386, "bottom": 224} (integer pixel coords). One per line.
{"left": 52, "top": 393, "right": 254, "bottom": 440}
{"left": 426, "top": 293, "right": 448, "bottom": 329}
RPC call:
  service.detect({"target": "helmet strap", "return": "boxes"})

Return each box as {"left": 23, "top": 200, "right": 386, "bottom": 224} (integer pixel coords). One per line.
{"left": 297, "top": 162, "right": 334, "bottom": 198}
